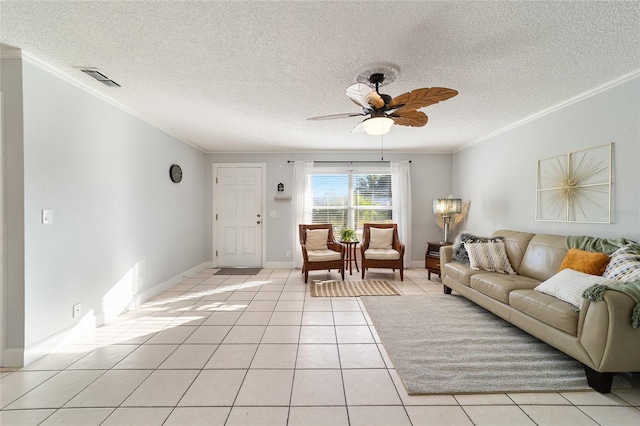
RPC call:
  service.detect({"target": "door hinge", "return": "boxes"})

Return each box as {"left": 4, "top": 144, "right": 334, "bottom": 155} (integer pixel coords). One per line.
{"left": 216, "top": 177, "right": 218, "bottom": 184}
{"left": 216, "top": 250, "right": 218, "bottom": 257}
{"left": 216, "top": 214, "right": 218, "bottom": 220}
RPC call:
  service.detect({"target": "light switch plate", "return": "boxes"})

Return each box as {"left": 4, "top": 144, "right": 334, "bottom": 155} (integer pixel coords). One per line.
{"left": 42, "top": 210, "right": 53, "bottom": 224}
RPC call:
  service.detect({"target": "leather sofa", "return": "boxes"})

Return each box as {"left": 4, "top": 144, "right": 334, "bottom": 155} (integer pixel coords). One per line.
{"left": 440, "top": 229, "right": 640, "bottom": 393}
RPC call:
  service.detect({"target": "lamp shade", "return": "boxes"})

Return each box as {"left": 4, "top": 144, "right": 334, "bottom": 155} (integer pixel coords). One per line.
{"left": 433, "top": 197, "right": 462, "bottom": 215}
{"left": 361, "top": 116, "right": 394, "bottom": 135}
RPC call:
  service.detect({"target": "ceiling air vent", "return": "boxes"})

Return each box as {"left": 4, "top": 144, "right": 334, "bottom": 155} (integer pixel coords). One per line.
{"left": 80, "top": 68, "right": 121, "bottom": 87}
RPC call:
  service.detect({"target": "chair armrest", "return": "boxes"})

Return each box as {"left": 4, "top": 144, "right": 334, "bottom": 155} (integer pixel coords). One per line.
{"left": 327, "top": 241, "right": 345, "bottom": 257}
{"left": 300, "top": 244, "right": 309, "bottom": 261}
{"left": 360, "top": 239, "right": 370, "bottom": 254}
{"left": 392, "top": 240, "right": 405, "bottom": 256}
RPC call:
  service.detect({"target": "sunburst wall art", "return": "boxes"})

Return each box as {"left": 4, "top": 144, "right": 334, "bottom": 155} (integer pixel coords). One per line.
{"left": 536, "top": 143, "right": 612, "bottom": 223}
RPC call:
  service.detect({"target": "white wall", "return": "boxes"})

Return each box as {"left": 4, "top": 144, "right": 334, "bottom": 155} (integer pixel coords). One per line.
{"left": 16, "top": 58, "right": 207, "bottom": 362}
{"left": 205, "top": 152, "right": 455, "bottom": 265}
{"left": 453, "top": 74, "right": 640, "bottom": 241}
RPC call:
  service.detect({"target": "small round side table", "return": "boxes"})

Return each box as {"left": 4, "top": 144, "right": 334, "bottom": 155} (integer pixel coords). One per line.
{"left": 340, "top": 240, "right": 360, "bottom": 275}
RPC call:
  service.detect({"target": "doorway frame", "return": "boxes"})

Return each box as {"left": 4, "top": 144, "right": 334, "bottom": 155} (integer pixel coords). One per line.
{"left": 0, "top": 92, "right": 5, "bottom": 365}
{"left": 212, "top": 163, "right": 266, "bottom": 268}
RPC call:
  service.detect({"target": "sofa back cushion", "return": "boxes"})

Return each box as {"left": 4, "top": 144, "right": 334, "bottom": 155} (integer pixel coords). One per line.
{"left": 518, "top": 234, "right": 568, "bottom": 281}
{"left": 492, "top": 230, "right": 535, "bottom": 274}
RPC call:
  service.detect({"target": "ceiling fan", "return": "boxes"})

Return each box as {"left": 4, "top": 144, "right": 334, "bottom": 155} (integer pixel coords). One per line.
{"left": 308, "top": 72, "right": 458, "bottom": 135}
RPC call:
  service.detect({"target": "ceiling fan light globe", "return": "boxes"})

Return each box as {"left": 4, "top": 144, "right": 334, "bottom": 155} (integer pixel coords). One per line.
{"left": 362, "top": 117, "right": 393, "bottom": 135}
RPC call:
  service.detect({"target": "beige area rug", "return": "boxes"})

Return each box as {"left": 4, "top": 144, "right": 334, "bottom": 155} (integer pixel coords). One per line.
{"left": 361, "top": 294, "right": 631, "bottom": 394}
{"left": 311, "top": 280, "right": 400, "bottom": 297}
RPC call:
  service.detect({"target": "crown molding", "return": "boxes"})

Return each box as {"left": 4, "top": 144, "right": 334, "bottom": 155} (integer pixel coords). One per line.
{"left": 19, "top": 52, "right": 206, "bottom": 153}
{"left": 456, "top": 69, "right": 640, "bottom": 153}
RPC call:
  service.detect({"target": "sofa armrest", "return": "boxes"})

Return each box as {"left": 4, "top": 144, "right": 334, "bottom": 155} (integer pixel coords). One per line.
{"left": 579, "top": 290, "right": 640, "bottom": 372}
{"left": 440, "top": 245, "right": 453, "bottom": 263}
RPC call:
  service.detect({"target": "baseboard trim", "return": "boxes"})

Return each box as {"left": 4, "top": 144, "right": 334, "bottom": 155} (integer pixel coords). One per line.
{"left": 264, "top": 261, "right": 295, "bottom": 269}
{"left": 1, "top": 348, "right": 25, "bottom": 368}
{"left": 22, "top": 311, "right": 98, "bottom": 366}
{"left": 21, "top": 262, "right": 212, "bottom": 367}
{"left": 134, "top": 262, "right": 212, "bottom": 310}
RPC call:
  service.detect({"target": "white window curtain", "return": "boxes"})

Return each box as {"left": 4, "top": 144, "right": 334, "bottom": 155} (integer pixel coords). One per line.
{"left": 292, "top": 161, "right": 313, "bottom": 268}
{"left": 391, "top": 161, "right": 412, "bottom": 267}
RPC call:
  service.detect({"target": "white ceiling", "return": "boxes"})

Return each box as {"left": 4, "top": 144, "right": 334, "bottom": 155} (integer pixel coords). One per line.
{"left": 1, "top": 1, "right": 639, "bottom": 153}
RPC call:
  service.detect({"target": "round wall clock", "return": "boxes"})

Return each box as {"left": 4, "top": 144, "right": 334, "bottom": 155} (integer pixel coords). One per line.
{"left": 169, "top": 164, "right": 183, "bottom": 183}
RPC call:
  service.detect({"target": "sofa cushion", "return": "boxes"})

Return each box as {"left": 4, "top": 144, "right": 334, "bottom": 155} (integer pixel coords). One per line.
{"left": 452, "top": 232, "right": 504, "bottom": 264}
{"left": 465, "top": 241, "right": 517, "bottom": 275}
{"left": 518, "top": 234, "right": 568, "bottom": 281}
{"left": 364, "top": 248, "right": 400, "bottom": 260}
{"left": 509, "top": 289, "right": 579, "bottom": 336}
{"left": 442, "top": 262, "right": 482, "bottom": 287}
{"left": 369, "top": 227, "right": 394, "bottom": 249}
{"left": 470, "top": 274, "right": 541, "bottom": 304}
{"left": 603, "top": 244, "right": 640, "bottom": 282}
{"left": 307, "top": 249, "right": 342, "bottom": 262}
{"left": 306, "top": 229, "right": 328, "bottom": 251}
{"left": 493, "top": 230, "right": 536, "bottom": 273}
{"left": 558, "top": 248, "right": 610, "bottom": 276}
{"left": 535, "top": 269, "right": 616, "bottom": 310}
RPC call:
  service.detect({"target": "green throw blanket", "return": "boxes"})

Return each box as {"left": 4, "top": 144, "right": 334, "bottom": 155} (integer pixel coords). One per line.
{"left": 567, "top": 235, "right": 640, "bottom": 255}
{"left": 582, "top": 281, "right": 640, "bottom": 328}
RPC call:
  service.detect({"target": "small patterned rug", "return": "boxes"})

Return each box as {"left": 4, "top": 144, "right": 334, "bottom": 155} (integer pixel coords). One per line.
{"left": 311, "top": 280, "right": 400, "bottom": 297}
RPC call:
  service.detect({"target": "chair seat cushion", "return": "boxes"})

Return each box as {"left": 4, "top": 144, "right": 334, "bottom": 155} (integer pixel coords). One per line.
{"left": 364, "top": 248, "right": 400, "bottom": 260}
{"left": 308, "top": 249, "right": 342, "bottom": 262}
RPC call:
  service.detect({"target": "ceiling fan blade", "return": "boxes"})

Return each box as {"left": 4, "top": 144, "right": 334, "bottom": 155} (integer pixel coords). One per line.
{"left": 307, "top": 112, "right": 365, "bottom": 121}
{"left": 351, "top": 122, "right": 365, "bottom": 134}
{"left": 389, "top": 110, "right": 428, "bottom": 127}
{"left": 388, "top": 87, "right": 458, "bottom": 112}
{"left": 366, "top": 91, "right": 385, "bottom": 109}
{"left": 346, "top": 83, "right": 384, "bottom": 110}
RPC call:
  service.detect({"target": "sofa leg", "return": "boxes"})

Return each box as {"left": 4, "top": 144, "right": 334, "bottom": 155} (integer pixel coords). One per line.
{"left": 443, "top": 285, "right": 452, "bottom": 294}
{"left": 583, "top": 365, "right": 613, "bottom": 393}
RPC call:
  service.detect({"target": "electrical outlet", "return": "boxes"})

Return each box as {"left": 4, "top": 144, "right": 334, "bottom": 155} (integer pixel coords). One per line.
{"left": 286, "top": 251, "right": 291, "bottom": 258}
{"left": 73, "top": 304, "right": 81, "bottom": 319}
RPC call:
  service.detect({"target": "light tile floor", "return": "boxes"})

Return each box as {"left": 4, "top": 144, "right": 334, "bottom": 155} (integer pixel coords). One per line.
{"left": 1, "top": 268, "right": 639, "bottom": 425}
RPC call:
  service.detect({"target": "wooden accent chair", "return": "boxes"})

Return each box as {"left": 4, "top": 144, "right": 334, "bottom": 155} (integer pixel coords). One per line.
{"left": 360, "top": 223, "right": 405, "bottom": 281}
{"left": 299, "top": 224, "right": 346, "bottom": 283}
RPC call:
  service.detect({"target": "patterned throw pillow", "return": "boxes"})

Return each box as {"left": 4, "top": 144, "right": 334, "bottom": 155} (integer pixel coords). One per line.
{"left": 603, "top": 244, "right": 640, "bottom": 282}
{"left": 465, "top": 241, "right": 516, "bottom": 275}
{"left": 535, "top": 269, "right": 617, "bottom": 310}
{"left": 452, "top": 233, "right": 504, "bottom": 264}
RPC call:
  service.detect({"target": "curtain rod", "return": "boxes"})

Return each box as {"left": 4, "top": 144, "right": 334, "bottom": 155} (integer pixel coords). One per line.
{"left": 286, "top": 160, "right": 411, "bottom": 164}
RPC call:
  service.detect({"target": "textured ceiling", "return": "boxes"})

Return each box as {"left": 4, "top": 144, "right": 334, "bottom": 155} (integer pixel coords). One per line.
{"left": 1, "top": 1, "right": 639, "bottom": 153}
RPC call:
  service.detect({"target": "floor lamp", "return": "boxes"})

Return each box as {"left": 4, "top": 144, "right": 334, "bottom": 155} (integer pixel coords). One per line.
{"left": 433, "top": 197, "right": 462, "bottom": 243}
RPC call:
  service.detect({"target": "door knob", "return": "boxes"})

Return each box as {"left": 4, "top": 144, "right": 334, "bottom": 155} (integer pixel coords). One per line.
{"left": 257, "top": 214, "right": 261, "bottom": 217}
{"left": 257, "top": 221, "right": 261, "bottom": 224}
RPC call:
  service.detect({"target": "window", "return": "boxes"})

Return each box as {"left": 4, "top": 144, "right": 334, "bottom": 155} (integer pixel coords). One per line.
{"left": 309, "top": 169, "right": 392, "bottom": 235}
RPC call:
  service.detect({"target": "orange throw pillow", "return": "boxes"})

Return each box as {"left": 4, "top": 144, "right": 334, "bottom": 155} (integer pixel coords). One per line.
{"left": 558, "top": 248, "right": 610, "bottom": 276}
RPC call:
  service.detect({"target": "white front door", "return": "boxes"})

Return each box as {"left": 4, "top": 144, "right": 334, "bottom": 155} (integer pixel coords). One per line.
{"left": 216, "top": 167, "right": 263, "bottom": 267}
